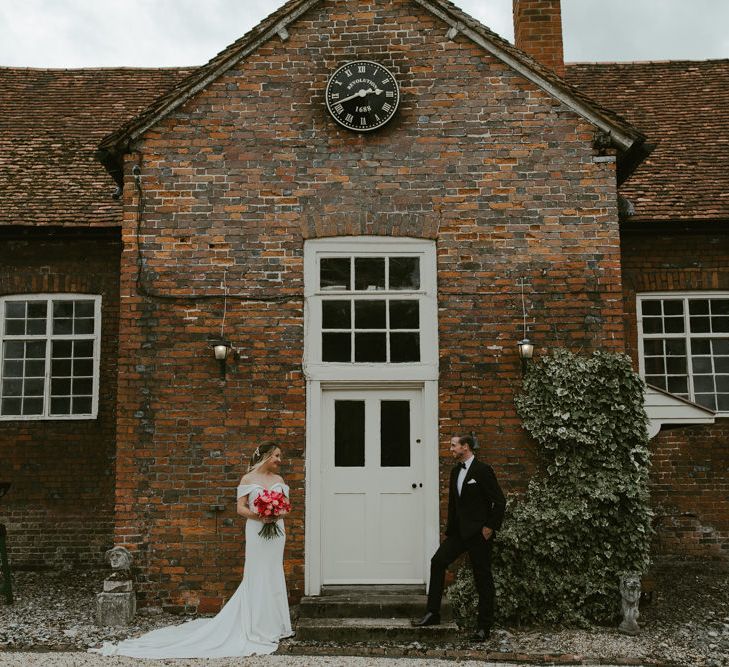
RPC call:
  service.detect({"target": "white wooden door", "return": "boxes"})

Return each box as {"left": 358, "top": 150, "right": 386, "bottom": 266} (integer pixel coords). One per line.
{"left": 321, "top": 388, "right": 425, "bottom": 584}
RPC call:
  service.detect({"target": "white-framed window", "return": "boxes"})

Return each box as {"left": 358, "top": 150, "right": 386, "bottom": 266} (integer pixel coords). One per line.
{"left": 637, "top": 292, "right": 729, "bottom": 414}
{"left": 0, "top": 294, "right": 102, "bottom": 420}
{"left": 304, "top": 237, "right": 438, "bottom": 380}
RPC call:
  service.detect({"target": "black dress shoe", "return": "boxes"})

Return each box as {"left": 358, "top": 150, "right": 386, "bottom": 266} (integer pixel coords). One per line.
{"left": 411, "top": 611, "right": 441, "bottom": 627}
{"left": 470, "top": 627, "right": 491, "bottom": 641}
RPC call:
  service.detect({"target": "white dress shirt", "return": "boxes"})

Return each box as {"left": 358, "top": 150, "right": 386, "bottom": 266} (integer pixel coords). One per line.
{"left": 457, "top": 454, "right": 475, "bottom": 496}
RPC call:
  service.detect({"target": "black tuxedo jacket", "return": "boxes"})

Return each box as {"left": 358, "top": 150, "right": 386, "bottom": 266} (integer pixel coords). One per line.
{"left": 445, "top": 458, "right": 506, "bottom": 540}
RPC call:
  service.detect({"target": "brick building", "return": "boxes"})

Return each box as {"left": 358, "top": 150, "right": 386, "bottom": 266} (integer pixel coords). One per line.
{"left": 1, "top": 0, "right": 726, "bottom": 611}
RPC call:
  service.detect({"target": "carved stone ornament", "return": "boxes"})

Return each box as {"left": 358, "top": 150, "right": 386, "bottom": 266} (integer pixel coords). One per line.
{"left": 618, "top": 572, "right": 641, "bottom": 635}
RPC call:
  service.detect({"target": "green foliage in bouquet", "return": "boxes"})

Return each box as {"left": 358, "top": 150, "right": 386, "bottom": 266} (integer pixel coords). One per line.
{"left": 448, "top": 349, "right": 653, "bottom": 628}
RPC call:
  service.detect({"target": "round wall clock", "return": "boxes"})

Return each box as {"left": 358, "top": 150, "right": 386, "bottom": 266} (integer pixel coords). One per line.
{"left": 325, "top": 60, "right": 400, "bottom": 132}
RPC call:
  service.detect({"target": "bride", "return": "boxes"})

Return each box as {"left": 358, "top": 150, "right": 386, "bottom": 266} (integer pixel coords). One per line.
{"left": 91, "top": 441, "right": 293, "bottom": 658}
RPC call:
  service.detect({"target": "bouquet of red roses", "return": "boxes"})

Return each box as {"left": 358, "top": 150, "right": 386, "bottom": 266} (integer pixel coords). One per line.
{"left": 253, "top": 489, "right": 291, "bottom": 539}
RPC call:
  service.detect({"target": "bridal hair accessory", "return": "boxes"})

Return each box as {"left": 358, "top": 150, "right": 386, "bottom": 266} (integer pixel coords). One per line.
{"left": 253, "top": 446, "right": 261, "bottom": 459}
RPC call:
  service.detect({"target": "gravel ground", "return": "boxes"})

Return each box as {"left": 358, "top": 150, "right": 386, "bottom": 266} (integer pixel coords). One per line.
{"left": 0, "top": 562, "right": 727, "bottom": 666}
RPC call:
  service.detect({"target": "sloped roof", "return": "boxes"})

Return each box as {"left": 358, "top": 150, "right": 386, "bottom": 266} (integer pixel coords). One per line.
{"left": 0, "top": 67, "right": 190, "bottom": 227}
{"left": 567, "top": 59, "right": 729, "bottom": 223}
{"left": 98, "top": 0, "right": 644, "bottom": 161}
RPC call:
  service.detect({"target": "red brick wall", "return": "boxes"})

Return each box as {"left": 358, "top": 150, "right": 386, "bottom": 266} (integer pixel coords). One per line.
{"left": 115, "top": 0, "right": 623, "bottom": 609}
{"left": 513, "top": 0, "right": 565, "bottom": 76}
{"left": 0, "top": 227, "right": 120, "bottom": 568}
{"left": 621, "top": 225, "right": 729, "bottom": 560}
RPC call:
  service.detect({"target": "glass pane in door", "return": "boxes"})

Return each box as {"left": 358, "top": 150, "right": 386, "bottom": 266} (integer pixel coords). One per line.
{"left": 380, "top": 400, "right": 410, "bottom": 467}
{"left": 335, "top": 400, "right": 365, "bottom": 466}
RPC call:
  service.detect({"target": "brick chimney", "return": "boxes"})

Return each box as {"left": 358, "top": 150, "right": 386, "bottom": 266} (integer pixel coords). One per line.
{"left": 513, "top": 0, "right": 565, "bottom": 77}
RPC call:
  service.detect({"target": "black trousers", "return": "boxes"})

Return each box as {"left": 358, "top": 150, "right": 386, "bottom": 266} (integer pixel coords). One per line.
{"left": 426, "top": 531, "right": 495, "bottom": 630}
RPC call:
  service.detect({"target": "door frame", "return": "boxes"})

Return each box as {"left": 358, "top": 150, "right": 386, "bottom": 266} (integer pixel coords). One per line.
{"left": 305, "top": 379, "right": 439, "bottom": 596}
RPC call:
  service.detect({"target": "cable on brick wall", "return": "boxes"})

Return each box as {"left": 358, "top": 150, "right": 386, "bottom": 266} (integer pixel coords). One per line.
{"left": 132, "top": 157, "right": 301, "bottom": 306}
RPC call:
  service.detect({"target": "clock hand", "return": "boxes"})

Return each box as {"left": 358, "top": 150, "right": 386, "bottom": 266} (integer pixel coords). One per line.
{"left": 335, "top": 88, "right": 374, "bottom": 104}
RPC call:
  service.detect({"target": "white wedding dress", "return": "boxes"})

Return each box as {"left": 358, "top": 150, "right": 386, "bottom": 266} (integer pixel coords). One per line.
{"left": 90, "top": 482, "right": 293, "bottom": 659}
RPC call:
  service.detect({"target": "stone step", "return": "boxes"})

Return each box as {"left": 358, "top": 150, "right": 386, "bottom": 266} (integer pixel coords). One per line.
{"left": 295, "top": 616, "right": 460, "bottom": 643}
{"left": 320, "top": 584, "right": 425, "bottom": 597}
{"left": 300, "top": 593, "right": 451, "bottom": 620}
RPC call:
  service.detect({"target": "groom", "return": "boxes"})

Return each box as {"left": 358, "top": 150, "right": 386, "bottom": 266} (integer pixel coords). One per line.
{"left": 412, "top": 434, "right": 506, "bottom": 641}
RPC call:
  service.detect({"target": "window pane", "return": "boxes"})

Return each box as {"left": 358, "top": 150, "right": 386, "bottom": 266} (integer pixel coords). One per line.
{"left": 641, "top": 300, "right": 662, "bottom": 316}
{"left": 4, "top": 341, "right": 24, "bottom": 359}
{"left": 53, "top": 301, "right": 74, "bottom": 319}
{"left": 380, "top": 400, "right": 410, "bottom": 467}
{"left": 645, "top": 375, "right": 666, "bottom": 390}
{"left": 714, "top": 340, "right": 729, "bottom": 355}
{"left": 644, "top": 357, "right": 665, "bottom": 374}
{"left": 73, "top": 378, "right": 93, "bottom": 395}
{"left": 642, "top": 317, "right": 663, "bottom": 334}
{"left": 5, "top": 320, "right": 25, "bottom": 335}
{"left": 320, "top": 258, "right": 351, "bottom": 291}
{"left": 27, "top": 302, "right": 46, "bottom": 318}
{"left": 717, "top": 394, "right": 729, "bottom": 411}
{"left": 74, "top": 318, "right": 95, "bottom": 335}
{"left": 73, "top": 359, "right": 93, "bottom": 376}
{"left": 711, "top": 299, "right": 729, "bottom": 315}
{"left": 322, "top": 301, "right": 351, "bottom": 329}
{"left": 3, "top": 360, "right": 23, "bottom": 378}
{"left": 691, "top": 339, "right": 711, "bottom": 355}
{"left": 53, "top": 319, "right": 73, "bottom": 335}
{"left": 335, "top": 400, "right": 364, "bottom": 467}
{"left": 667, "top": 376, "right": 688, "bottom": 394}
{"left": 666, "top": 356, "right": 687, "bottom": 374}
{"left": 694, "top": 376, "right": 715, "bottom": 393}
{"left": 643, "top": 339, "right": 663, "bottom": 356}
{"left": 716, "top": 376, "right": 729, "bottom": 392}
{"left": 26, "top": 341, "right": 45, "bottom": 359}
{"left": 74, "top": 340, "right": 93, "bottom": 357}
{"left": 666, "top": 339, "right": 686, "bottom": 356}
{"left": 692, "top": 357, "right": 713, "bottom": 374}
{"left": 695, "top": 394, "right": 716, "bottom": 410}
{"left": 664, "top": 317, "right": 684, "bottom": 334}
{"left": 690, "top": 316, "right": 710, "bottom": 333}
{"left": 5, "top": 302, "right": 25, "bottom": 318}
{"left": 25, "top": 379, "right": 44, "bottom": 397}
{"left": 26, "top": 318, "right": 46, "bottom": 335}
{"left": 390, "top": 333, "right": 420, "bottom": 362}
{"left": 71, "top": 396, "right": 92, "bottom": 414}
{"left": 22, "top": 397, "right": 43, "bottom": 415}
{"left": 355, "top": 300, "right": 386, "bottom": 329}
{"left": 389, "top": 257, "right": 420, "bottom": 290}
{"left": 50, "top": 397, "right": 71, "bottom": 415}
{"left": 1, "top": 398, "right": 21, "bottom": 415}
{"left": 715, "top": 357, "right": 729, "bottom": 373}
{"left": 390, "top": 300, "right": 419, "bottom": 329}
{"left": 663, "top": 300, "right": 683, "bottom": 316}
{"left": 355, "top": 258, "right": 385, "bottom": 291}
{"left": 2, "top": 379, "right": 22, "bottom": 397}
{"left": 712, "top": 317, "right": 729, "bottom": 333}
{"left": 25, "top": 360, "right": 44, "bottom": 377}
{"left": 75, "top": 301, "right": 95, "bottom": 318}
{"left": 322, "top": 333, "right": 351, "bottom": 362}
{"left": 689, "top": 300, "right": 710, "bottom": 315}
{"left": 355, "top": 332, "right": 386, "bottom": 361}
{"left": 53, "top": 340, "right": 73, "bottom": 357}
{"left": 51, "top": 378, "right": 72, "bottom": 396}
{"left": 52, "top": 359, "right": 72, "bottom": 376}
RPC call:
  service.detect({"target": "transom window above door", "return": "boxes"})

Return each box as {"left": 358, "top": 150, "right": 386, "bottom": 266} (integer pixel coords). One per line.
{"left": 304, "top": 238, "right": 437, "bottom": 379}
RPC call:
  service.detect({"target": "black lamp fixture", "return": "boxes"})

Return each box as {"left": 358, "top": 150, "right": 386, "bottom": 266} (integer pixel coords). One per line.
{"left": 518, "top": 277, "right": 536, "bottom": 367}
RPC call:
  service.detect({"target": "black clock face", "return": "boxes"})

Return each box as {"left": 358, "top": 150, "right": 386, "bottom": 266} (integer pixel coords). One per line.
{"left": 325, "top": 60, "right": 400, "bottom": 132}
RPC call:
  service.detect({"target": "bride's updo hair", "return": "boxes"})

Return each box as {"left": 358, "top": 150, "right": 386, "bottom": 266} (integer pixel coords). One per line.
{"left": 248, "top": 441, "right": 280, "bottom": 471}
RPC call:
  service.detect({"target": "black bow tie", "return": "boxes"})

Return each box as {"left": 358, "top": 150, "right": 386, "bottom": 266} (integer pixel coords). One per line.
{"left": 459, "top": 462, "right": 467, "bottom": 469}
